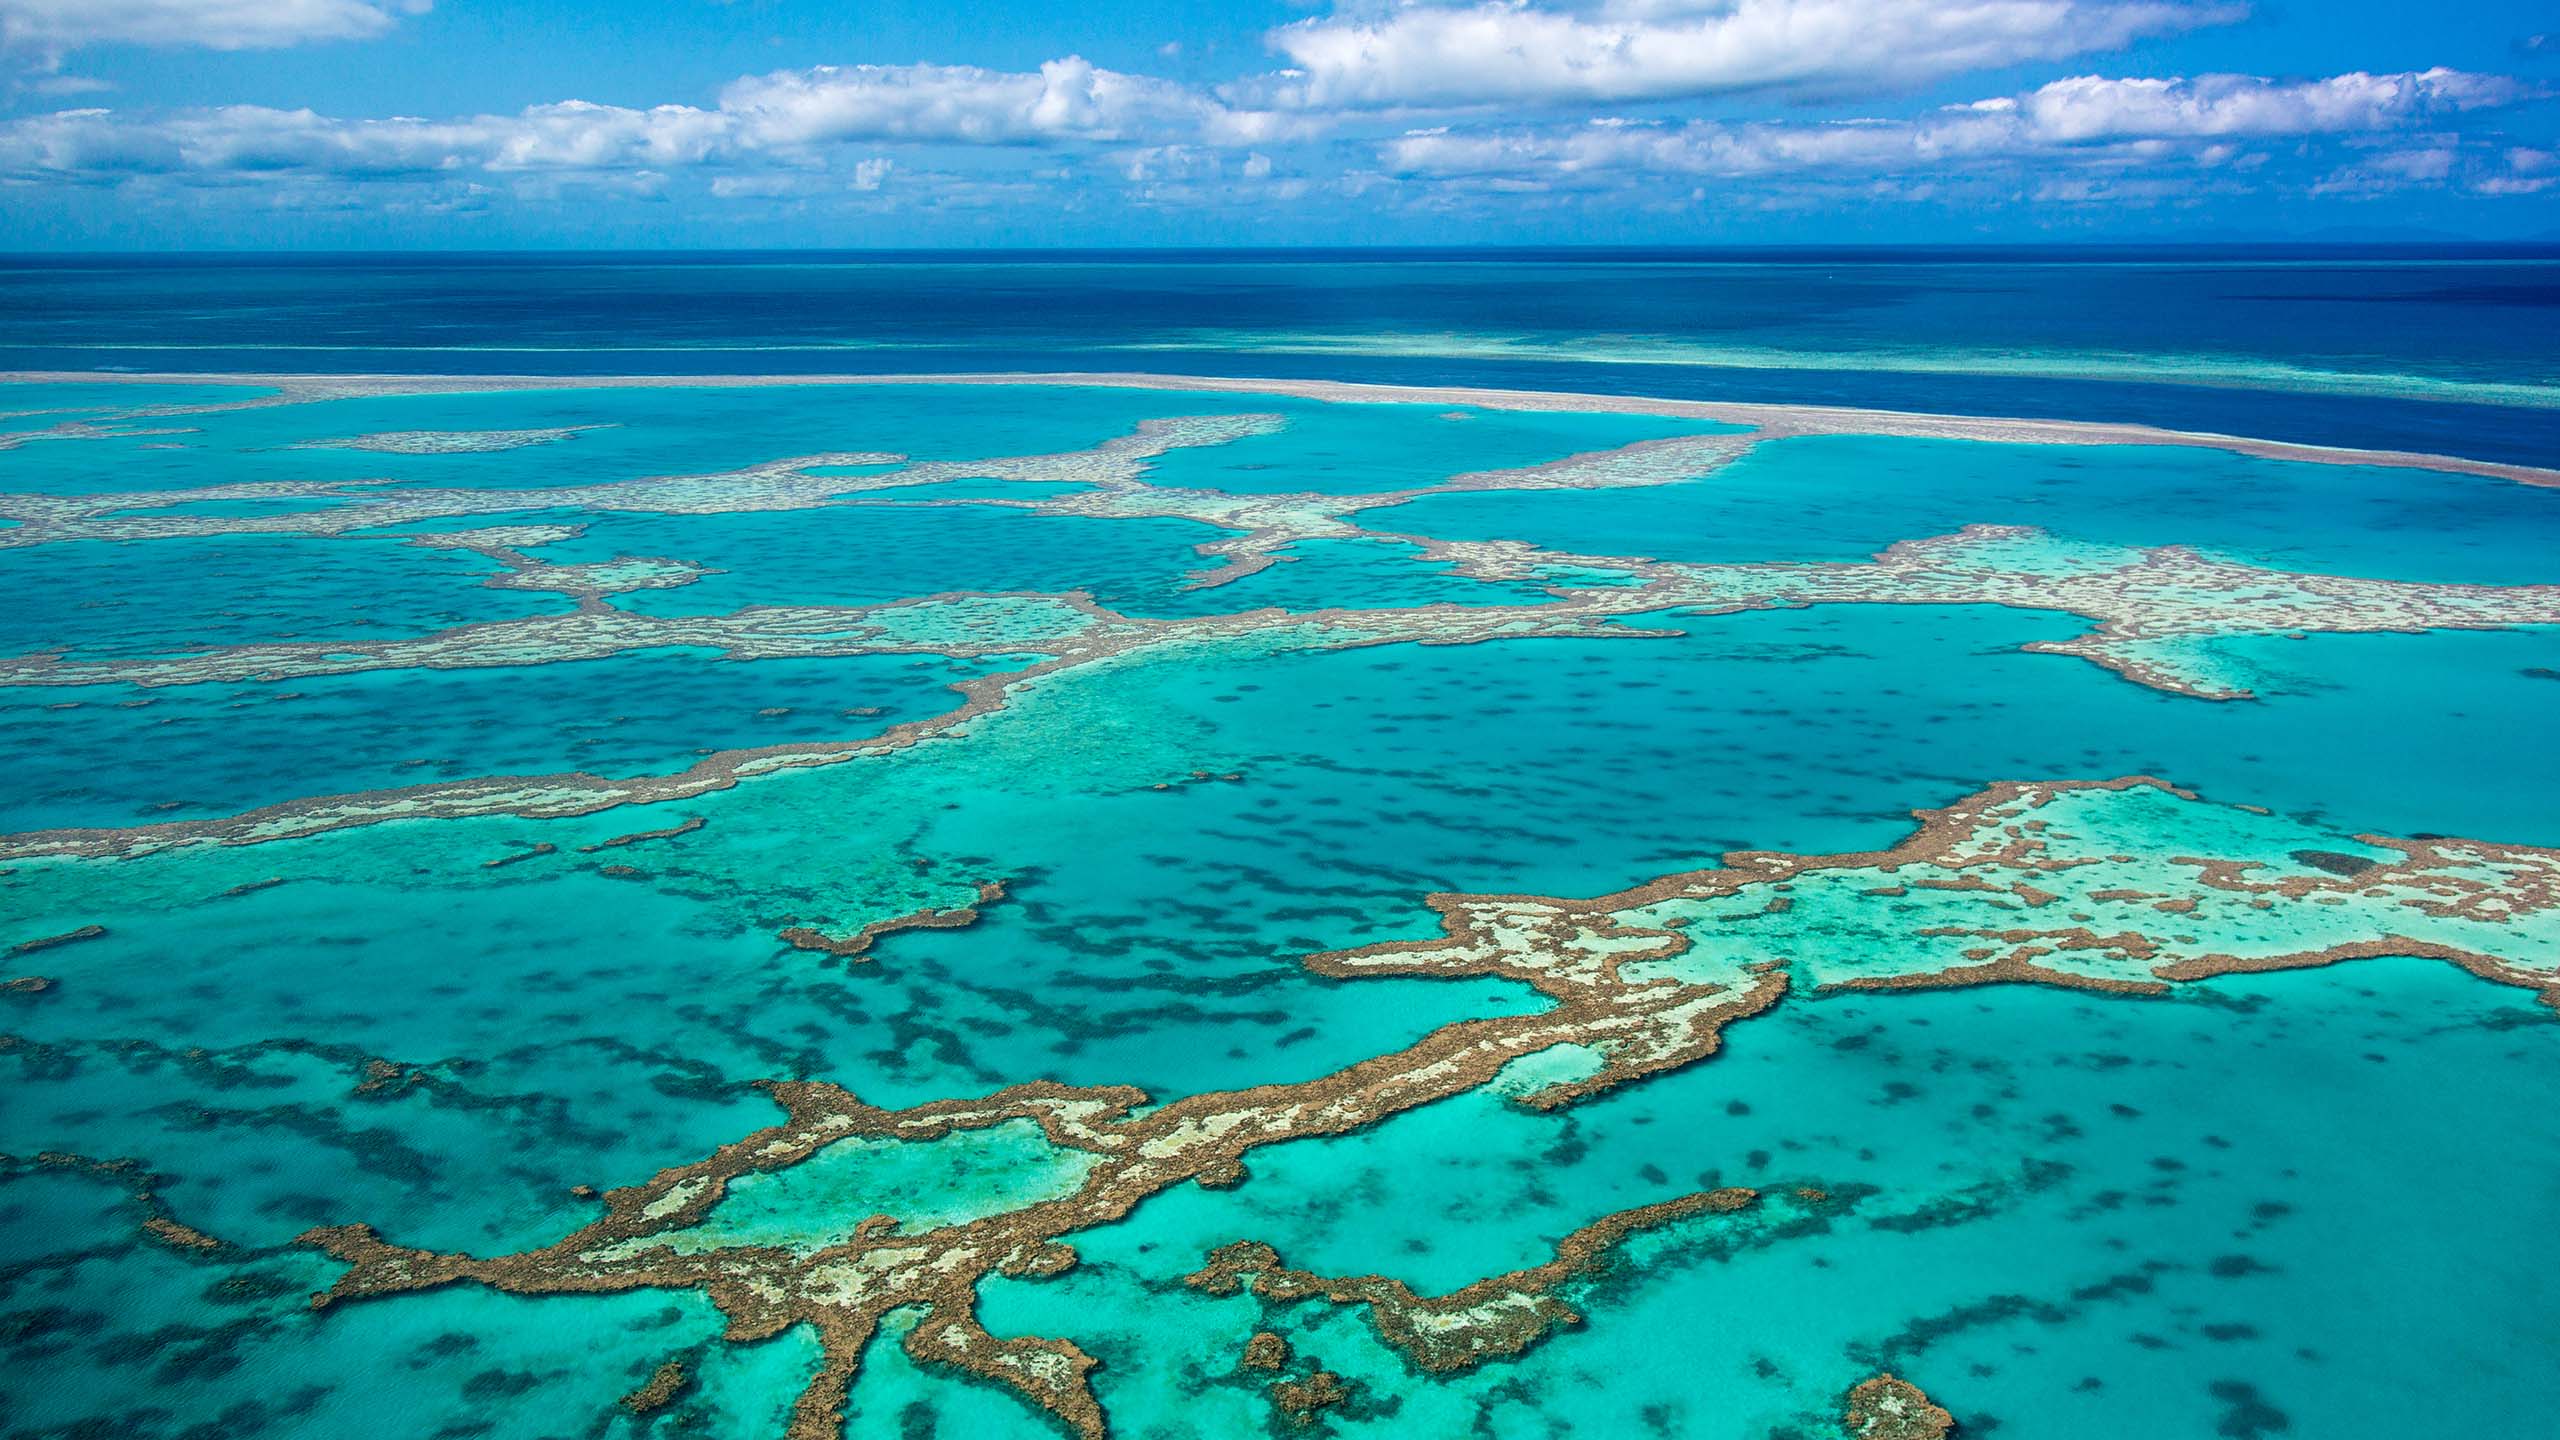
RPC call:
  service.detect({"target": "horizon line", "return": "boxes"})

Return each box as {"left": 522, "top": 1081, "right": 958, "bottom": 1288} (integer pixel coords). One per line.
{"left": 8, "top": 239, "right": 2560, "bottom": 261}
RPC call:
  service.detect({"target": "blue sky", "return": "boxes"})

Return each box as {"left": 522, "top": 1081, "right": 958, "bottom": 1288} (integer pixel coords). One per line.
{"left": 2, "top": 1, "right": 2555, "bottom": 248}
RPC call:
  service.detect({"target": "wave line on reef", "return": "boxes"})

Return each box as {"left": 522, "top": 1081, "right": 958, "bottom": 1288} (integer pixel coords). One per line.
{"left": 4, "top": 369, "right": 2554, "bottom": 487}
{"left": 1121, "top": 330, "right": 2560, "bottom": 412}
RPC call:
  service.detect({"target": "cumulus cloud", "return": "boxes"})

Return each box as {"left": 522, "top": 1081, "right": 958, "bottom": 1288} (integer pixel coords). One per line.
{"left": 22, "top": 70, "right": 108, "bottom": 94}
{"left": 1383, "top": 114, "right": 1990, "bottom": 178}
{"left": 2, "top": 38, "right": 2545, "bottom": 221}
{"left": 0, "top": 101, "right": 726, "bottom": 180}
{"left": 720, "top": 58, "right": 1298, "bottom": 147}
{"left": 0, "top": 57, "right": 1299, "bottom": 187}
{"left": 1253, "top": 0, "right": 2233, "bottom": 108}
{"left": 1380, "top": 68, "right": 2532, "bottom": 182}
{"left": 2311, "top": 141, "right": 2461, "bottom": 197}
{"left": 2475, "top": 146, "right": 2554, "bottom": 196}
{"left": 2015, "top": 68, "right": 2525, "bottom": 141}
{"left": 0, "top": 0, "right": 423, "bottom": 66}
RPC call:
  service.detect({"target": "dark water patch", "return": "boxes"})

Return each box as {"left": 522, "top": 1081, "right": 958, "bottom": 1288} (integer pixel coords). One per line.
{"left": 2209, "top": 1379, "right": 2293, "bottom": 1437}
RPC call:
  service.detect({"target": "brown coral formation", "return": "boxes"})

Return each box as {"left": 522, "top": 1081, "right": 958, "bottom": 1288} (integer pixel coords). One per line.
{"left": 0, "top": 417, "right": 197, "bottom": 450}
{"left": 9, "top": 923, "right": 105, "bottom": 955}
{"left": 8, "top": 512, "right": 2557, "bottom": 865}
{"left": 0, "top": 412, "right": 1274, "bottom": 550}
{"left": 1240, "top": 1331, "right": 1290, "bottom": 1371}
{"left": 1270, "top": 1369, "right": 1348, "bottom": 1424}
{"left": 288, "top": 426, "right": 606, "bottom": 455}
{"left": 0, "top": 599, "right": 1152, "bottom": 860}
{"left": 620, "top": 1360, "right": 691, "bottom": 1415}
{"left": 874, "top": 427, "right": 1753, "bottom": 589}
{"left": 141, "top": 1215, "right": 225, "bottom": 1251}
{"left": 404, "top": 525, "right": 705, "bottom": 607}
{"left": 1844, "top": 1373, "right": 1955, "bottom": 1440}
{"left": 34, "top": 520, "right": 2557, "bottom": 714}
{"left": 1410, "top": 523, "right": 2560, "bottom": 702}
{"left": 777, "top": 879, "right": 1009, "bottom": 961}
{"left": 7, "top": 380, "right": 2559, "bottom": 875}
{"left": 2, "top": 1151, "right": 226, "bottom": 1253}
{"left": 1186, "top": 1188, "right": 1759, "bottom": 1373}
{"left": 582, "top": 815, "right": 709, "bottom": 852}
{"left": 294, "top": 888, "right": 1794, "bottom": 1437}
{"left": 282, "top": 776, "right": 2560, "bottom": 1439}
{"left": 4, "top": 587, "right": 1127, "bottom": 695}
{"left": 1334, "top": 776, "right": 2560, "bottom": 1008}
{"left": 0, "top": 450, "right": 906, "bottom": 548}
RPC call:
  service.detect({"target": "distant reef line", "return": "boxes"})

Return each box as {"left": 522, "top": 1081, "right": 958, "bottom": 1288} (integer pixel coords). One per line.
{"left": 5, "top": 367, "right": 2556, "bottom": 490}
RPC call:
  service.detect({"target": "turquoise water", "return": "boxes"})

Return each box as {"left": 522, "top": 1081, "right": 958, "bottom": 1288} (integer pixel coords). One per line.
{"left": 1130, "top": 399, "right": 1738, "bottom": 497}
{"left": 550, "top": 504, "right": 1230, "bottom": 618}
{"left": 3, "top": 375, "right": 2556, "bottom": 1440}
{"left": 1381, "top": 433, "right": 2560, "bottom": 583}
{"left": 0, "top": 649, "right": 1011, "bottom": 830}
{"left": 1139, "top": 536, "right": 1560, "bottom": 615}
{"left": 2, "top": 533, "right": 564, "bottom": 660}
{"left": 997, "top": 958, "right": 2559, "bottom": 1439}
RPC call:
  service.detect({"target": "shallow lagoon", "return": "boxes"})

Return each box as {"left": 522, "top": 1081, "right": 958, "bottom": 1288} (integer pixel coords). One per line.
{"left": 1379, "top": 432, "right": 2560, "bottom": 583}
{"left": 1, "top": 532, "right": 563, "bottom": 660}
{"left": 0, "top": 648, "right": 1011, "bottom": 830}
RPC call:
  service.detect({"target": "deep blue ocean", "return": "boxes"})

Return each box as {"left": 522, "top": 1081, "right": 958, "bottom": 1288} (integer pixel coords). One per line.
{"left": 4, "top": 245, "right": 2557, "bottom": 465}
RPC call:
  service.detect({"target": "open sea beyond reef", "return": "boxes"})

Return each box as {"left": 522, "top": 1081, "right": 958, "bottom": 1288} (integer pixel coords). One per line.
{"left": 1, "top": 249, "right": 2556, "bottom": 1440}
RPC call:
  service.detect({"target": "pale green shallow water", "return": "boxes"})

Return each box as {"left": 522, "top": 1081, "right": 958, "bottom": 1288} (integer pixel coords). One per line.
{"left": 1, "top": 379, "right": 2555, "bottom": 1440}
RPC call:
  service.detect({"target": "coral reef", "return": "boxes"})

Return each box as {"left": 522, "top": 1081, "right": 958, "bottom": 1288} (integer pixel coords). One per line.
{"left": 1844, "top": 1374, "right": 1955, "bottom": 1440}
{"left": 287, "top": 426, "right": 608, "bottom": 455}
{"left": 286, "top": 780, "right": 2558, "bottom": 1437}
{"left": 1186, "top": 1188, "right": 1759, "bottom": 1372}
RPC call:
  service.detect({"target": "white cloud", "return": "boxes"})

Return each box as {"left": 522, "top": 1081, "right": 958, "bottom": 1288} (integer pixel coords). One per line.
{"left": 0, "top": 100, "right": 737, "bottom": 180}
{"left": 23, "top": 70, "right": 108, "bottom": 94}
{"left": 707, "top": 173, "right": 802, "bottom": 199}
{"left": 2, "top": 40, "right": 2542, "bottom": 220}
{"left": 1382, "top": 113, "right": 2003, "bottom": 179}
{"left": 1116, "top": 143, "right": 1219, "bottom": 182}
{"left": 1380, "top": 68, "right": 2531, "bottom": 183}
{"left": 2019, "top": 68, "right": 2524, "bottom": 141}
{"left": 0, "top": 56, "right": 1301, "bottom": 187}
{"left": 720, "top": 57, "right": 1298, "bottom": 147}
{"left": 2311, "top": 141, "right": 2461, "bottom": 196}
{"left": 1253, "top": 0, "right": 2233, "bottom": 108}
{"left": 0, "top": 0, "right": 424, "bottom": 65}
{"left": 708, "top": 156, "right": 891, "bottom": 200}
